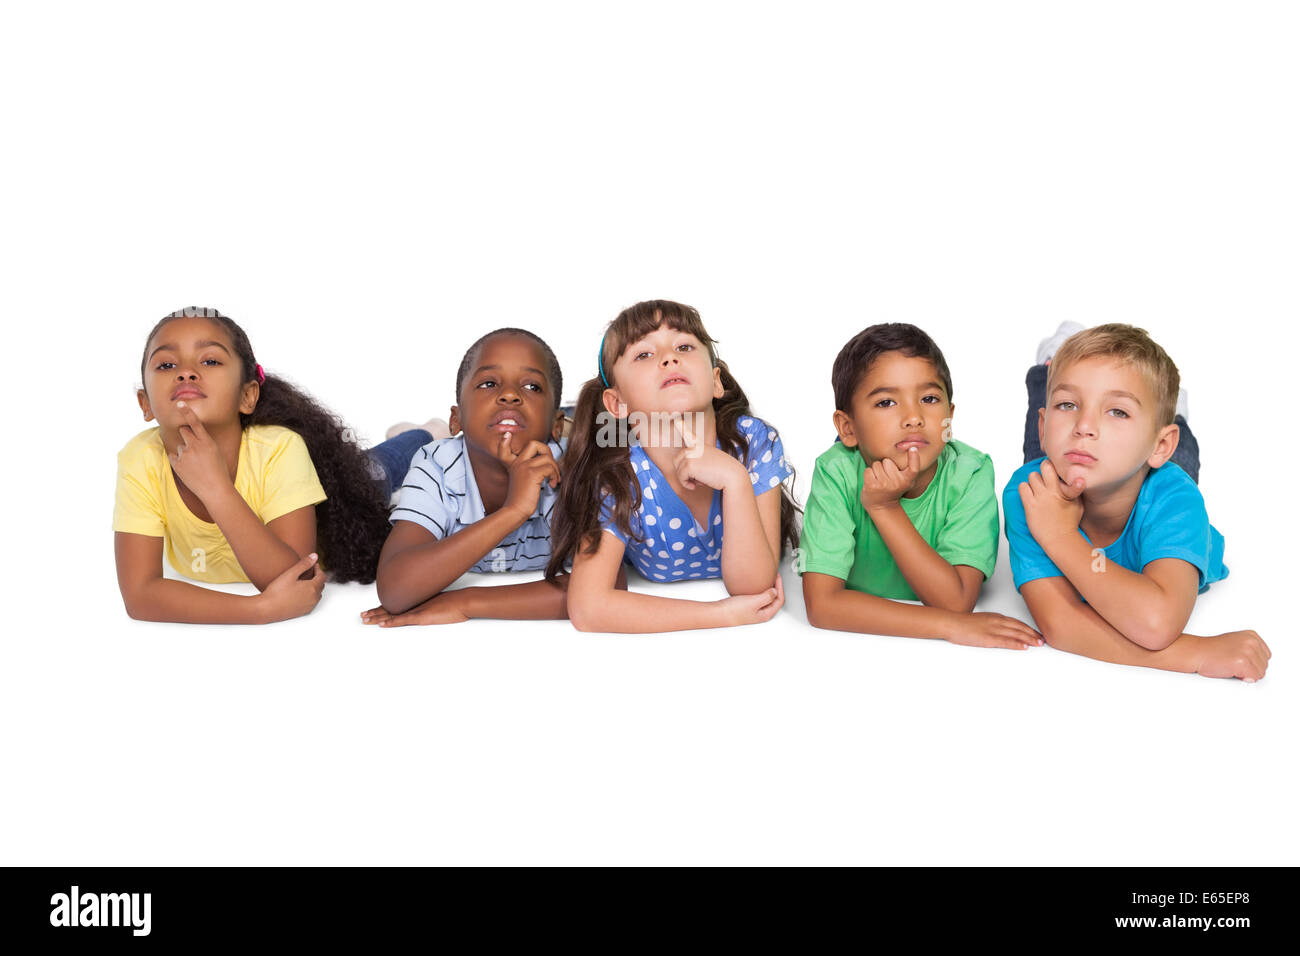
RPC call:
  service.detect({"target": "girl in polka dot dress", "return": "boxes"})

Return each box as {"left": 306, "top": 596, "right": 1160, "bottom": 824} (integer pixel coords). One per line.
{"left": 546, "top": 300, "right": 799, "bottom": 632}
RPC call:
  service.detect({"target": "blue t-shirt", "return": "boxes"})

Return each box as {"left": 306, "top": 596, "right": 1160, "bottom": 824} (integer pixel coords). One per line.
{"left": 1002, "top": 457, "right": 1227, "bottom": 592}
{"left": 599, "top": 415, "right": 794, "bottom": 582}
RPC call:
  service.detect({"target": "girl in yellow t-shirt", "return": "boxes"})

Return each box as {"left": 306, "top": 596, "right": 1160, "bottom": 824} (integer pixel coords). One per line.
{"left": 114, "top": 307, "right": 394, "bottom": 624}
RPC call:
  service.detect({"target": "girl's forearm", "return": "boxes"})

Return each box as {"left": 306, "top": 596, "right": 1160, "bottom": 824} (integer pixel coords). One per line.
{"left": 377, "top": 509, "right": 525, "bottom": 613}
{"left": 123, "top": 577, "right": 269, "bottom": 625}
{"left": 867, "top": 505, "right": 974, "bottom": 611}
{"left": 570, "top": 587, "right": 731, "bottom": 633}
{"left": 718, "top": 478, "right": 779, "bottom": 595}
{"left": 202, "top": 486, "right": 304, "bottom": 590}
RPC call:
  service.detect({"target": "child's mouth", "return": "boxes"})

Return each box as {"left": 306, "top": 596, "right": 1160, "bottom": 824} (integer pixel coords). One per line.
{"left": 491, "top": 418, "right": 523, "bottom": 432}
{"left": 1064, "top": 450, "right": 1097, "bottom": 464}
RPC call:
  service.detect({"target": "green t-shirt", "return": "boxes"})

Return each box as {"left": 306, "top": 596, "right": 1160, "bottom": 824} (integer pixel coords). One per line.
{"left": 798, "top": 438, "right": 999, "bottom": 599}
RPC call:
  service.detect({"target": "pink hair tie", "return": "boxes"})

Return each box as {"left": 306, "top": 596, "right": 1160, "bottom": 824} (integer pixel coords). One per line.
{"left": 256, "top": 363, "right": 266, "bottom": 384}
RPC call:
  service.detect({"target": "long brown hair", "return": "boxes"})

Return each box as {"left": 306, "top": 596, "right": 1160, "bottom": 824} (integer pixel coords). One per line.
{"left": 546, "top": 299, "right": 799, "bottom": 580}
{"left": 140, "top": 308, "right": 391, "bottom": 584}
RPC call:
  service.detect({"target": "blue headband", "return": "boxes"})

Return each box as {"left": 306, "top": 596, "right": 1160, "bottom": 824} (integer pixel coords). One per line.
{"left": 598, "top": 328, "right": 610, "bottom": 387}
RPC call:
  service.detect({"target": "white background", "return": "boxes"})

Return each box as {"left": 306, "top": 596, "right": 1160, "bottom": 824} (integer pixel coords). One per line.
{"left": 1, "top": 1, "right": 1296, "bottom": 865}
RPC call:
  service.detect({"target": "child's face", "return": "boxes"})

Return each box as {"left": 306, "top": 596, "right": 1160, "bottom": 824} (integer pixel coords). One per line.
{"left": 449, "top": 334, "right": 564, "bottom": 456}
{"left": 138, "top": 317, "right": 256, "bottom": 430}
{"left": 834, "top": 351, "right": 953, "bottom": 473}
{"left": 1038, "top": 356, "right": 1177, "bottom": 492}
{"left": 603, "top": 323, "right": 723, "bottom": 420}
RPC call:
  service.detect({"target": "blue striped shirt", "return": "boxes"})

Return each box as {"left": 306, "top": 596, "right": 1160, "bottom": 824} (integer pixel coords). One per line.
{"left": 390, "top": 434, "right": 564, "bottom": 572}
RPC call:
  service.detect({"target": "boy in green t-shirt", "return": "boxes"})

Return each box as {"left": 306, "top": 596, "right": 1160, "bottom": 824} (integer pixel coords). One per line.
{"left": 800, "top": 324, "right": 1042, "bottom": 649}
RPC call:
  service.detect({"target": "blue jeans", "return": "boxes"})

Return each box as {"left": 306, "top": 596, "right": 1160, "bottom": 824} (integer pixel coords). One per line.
{"left": 368, "top": 429, "right": 433, "bottom": 499}
{"left": 1022, "top": 364, "right": 1200, "bottom": 483}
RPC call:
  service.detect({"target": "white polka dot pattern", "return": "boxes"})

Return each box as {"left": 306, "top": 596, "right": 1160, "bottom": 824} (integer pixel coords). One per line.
{"left": 596, "top": 415, "right": 793, "bottom": 582}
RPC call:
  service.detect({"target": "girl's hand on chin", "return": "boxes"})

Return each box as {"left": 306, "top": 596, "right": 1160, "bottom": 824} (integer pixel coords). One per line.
{"left": 671, "top": 417, "right": 747, "bottom": 491}
{"left": 169, "top": 401, "right": 235, "bottom": 503}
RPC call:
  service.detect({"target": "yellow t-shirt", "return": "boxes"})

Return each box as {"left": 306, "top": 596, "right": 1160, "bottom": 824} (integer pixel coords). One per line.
{"left": 113, "top": 425, "right": 328, "bottom": 583}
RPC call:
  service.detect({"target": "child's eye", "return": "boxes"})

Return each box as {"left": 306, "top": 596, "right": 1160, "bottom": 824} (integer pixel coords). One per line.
{"left": 676, "top": 343, "right": 694, "bottom": 352}
{"left": 633, "top": 350, "right": 652, "bottom": 361}
{"left": 874, "top": 398, "right": 897, "bottom": 408}
{"left": 1108, "top": 408, "right": 1129, "bottom": 419}
{"left": 155, "top": 361, "right": 175, "bottom": 371}
{"left": 524, "top": 382, "right": 543, "bottom": 393}
{"left": 1055, "top": 401, "right": 1076, "bottom": 411}
{"left": 476, "top": 380, "right": 497, "bottom": 389}
{"left": 201, "top": 358, "right": 221, "bottom": 366}
{"left": 921, "top": 395, "right": 941, "bottom": 404}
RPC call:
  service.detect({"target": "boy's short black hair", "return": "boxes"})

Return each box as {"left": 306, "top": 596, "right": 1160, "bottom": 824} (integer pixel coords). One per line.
{"left": 832, "top": 323, "right": 953, "bottom": 411}
{"left": 455, "top": 327, "right": 563, "bottom": 411}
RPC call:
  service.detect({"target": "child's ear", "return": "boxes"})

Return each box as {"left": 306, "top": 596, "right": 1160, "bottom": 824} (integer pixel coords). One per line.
{"left": 601, "top": 388, "right": 627, "bottom": 419}
{"left": 1036, "top": 407, "right": 1046, "bottom": 449}
{"left": 944, "top": 402, "right": 956, "bottom": 441}
{"left": 711, "top": 366, "right": 724, "bottom": 400}
{"left": 137, "top": 388, "right": 154, "bottom": 423}
{"left": 832, "top": 409, "right": 858, "bottom": 447}
{"left": 239, "top": 381, "right": 259, "bottom": 416}
{"left": 448, "top": 405, "right": 462, "bottom": 436}
{"left": 551, "top": 408, "right": 566, "bottom": 442}
{"left": 1147, "top": 421, "right": 1181, "bottom": 469}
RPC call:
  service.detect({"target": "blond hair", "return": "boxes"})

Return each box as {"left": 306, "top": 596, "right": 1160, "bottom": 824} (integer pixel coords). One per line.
{"left": 1047, "top": 324, "right": 1181, "bottom": 426}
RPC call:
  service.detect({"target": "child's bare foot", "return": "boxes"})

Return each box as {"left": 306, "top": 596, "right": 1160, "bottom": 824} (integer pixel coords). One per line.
{"left": 386, "top": 417, "right": 452, "bottom": 441}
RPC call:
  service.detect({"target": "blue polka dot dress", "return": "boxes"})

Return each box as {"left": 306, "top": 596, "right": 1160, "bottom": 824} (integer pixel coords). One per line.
{"left": 599, "top": 416, "right": 794, "bottom": 581}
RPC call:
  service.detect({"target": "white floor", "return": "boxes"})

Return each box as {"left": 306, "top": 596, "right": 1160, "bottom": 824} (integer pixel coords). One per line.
{"left": 3, "top": 2, "right": 1296, "bottom": 865}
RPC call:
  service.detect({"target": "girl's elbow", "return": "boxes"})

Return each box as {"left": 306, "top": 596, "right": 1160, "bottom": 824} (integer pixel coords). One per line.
{"left": 122, "top": 599, "right": 149, "bottom": 622}
{"left": 119, "top": 585, "right": 157, "bottom": 622}
{"left": 569, "top": 581, "right": 623, "bottom": 631}
{"left": 723, "top": 574, "right": 769, "bottom": 598}
{"left": 567, "top": 593, "right": 602, "bottom": 632}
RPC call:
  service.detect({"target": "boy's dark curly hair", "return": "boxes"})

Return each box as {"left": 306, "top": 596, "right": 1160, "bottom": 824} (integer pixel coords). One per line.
{"left": 140, "top": 307, "right": 391, "bottom": 584}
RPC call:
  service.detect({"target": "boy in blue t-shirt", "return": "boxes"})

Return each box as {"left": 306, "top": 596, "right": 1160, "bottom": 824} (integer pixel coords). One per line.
{"left": 1004, "top": 323, "right": 1270, "bottom": 680}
